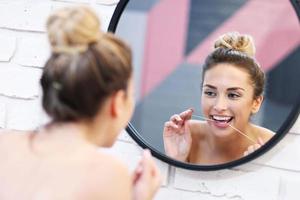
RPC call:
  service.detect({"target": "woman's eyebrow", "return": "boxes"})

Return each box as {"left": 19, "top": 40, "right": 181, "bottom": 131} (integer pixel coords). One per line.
{"left": 227, "top": 87, "right": 245, "bottom": 91}
{"left": 203, "top": 85, "right": 245, "bottom": 91}
{"left": 203, "top": 84, "right": 216, "bottom": 89}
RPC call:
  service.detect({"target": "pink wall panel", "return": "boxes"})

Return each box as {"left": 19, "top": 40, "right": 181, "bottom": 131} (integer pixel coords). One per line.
{"left": 141, "top": 0, "right": 190, "bottom": 97}
{"left": 187, "top": 0, "right": 300, "bottom": 71}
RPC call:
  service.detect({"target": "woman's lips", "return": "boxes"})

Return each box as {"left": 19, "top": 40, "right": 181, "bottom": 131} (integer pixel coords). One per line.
{"left": 209, "top": 115, "right": 234, "bottom": 128}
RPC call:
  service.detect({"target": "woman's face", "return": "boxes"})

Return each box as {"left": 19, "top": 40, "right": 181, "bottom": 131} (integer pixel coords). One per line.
{"left": 201, "top": 63, "right": 262, "bottom": 137}
{"left": 124, "top": 77, "right": 135, "bottom": 124}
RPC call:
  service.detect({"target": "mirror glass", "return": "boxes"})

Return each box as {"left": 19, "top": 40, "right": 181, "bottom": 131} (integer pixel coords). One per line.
{"left": 111, "top": 0, "right": 300, "bottom": 167}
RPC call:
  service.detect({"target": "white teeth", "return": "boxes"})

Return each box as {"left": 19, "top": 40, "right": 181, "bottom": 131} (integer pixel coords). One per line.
{"left": 212, "top": 115, "right": 231, "bottom": 121}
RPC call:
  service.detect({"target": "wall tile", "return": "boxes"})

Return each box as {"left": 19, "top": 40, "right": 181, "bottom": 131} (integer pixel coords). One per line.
{"left": 251, "top": 133, "right": 300, "bottom": 171}
{"left": 13, "top": 34, "right": 50, "bottom": 68}
{"left": 289, "top": 114, "right": 300, "bottom": 134}
{"left": 0, "top": 0, "right": 114, "bottom": 32}
{"left": 95, "top": 0, "right": 119, "bottom": 6}
{"left": 234, "top": 163, "right": 300, "bottom": 200}
{"left": 52, "top": 0, "right": 90, "bottom": 3}
{"left": 282, "top": 178, "right": 300, "bottom": 200}
{"left": 6, "top": 98, "right": 41, "bottom": 130}
{"left": 174, "top": 168, "right": 280, "bottom": 200}
{"left": 0, "top": 1, "right": 54, "bottom": 32}
{"left": 0, "top": 34, "right": 16, "bottom": 62}
{"left": 0, "top": 100, "right": 6, "bottom": 128}
{"left": 0, "top": 63, "right": 42, "bottom": 99}
{"left": 92, "top": 4, "right": 117, "bottom": 31}
{"left": 155, "top": 187, "right": 236, "bottom": 200}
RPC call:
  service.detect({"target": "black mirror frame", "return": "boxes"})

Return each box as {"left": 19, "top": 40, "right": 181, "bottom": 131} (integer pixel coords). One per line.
{"left": 108, "top": 0, "right": 300, "bottom": 171}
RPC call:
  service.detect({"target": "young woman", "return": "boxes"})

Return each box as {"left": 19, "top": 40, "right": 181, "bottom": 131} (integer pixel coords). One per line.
{"left": 0, "top": 6, "right": 161, "bottom": 199}
{"left": 163, "top": 32, "right": 275, "bottom": 165}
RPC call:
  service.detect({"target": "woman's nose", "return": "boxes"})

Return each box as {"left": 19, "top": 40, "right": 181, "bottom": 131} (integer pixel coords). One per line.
{"left": 213, "top": 96, "right": 228, "bottom": 111}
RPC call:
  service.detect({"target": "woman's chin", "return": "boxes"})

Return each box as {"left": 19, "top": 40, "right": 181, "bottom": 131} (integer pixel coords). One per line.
{"left": 208, "top": 121, "right": 234, "bottom": 137}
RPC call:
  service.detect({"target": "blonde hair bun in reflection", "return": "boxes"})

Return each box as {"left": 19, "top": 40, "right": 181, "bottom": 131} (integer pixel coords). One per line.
{"left": 47, "top": 6, "right": 102, "bottom": 54}
{"left": 214, "top": 32, "right": 256, "bottom": 57}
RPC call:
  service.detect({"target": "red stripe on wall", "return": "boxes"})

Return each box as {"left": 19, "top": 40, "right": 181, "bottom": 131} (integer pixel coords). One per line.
{"left": 141, "top": 0, "right": 190, "bottom": 97}
{"left": 186, "top": 0, "right": 300, "bottom": 71}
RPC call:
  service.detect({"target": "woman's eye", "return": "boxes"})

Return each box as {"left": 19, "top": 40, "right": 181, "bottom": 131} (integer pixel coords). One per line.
{"left": 204, "top": 91, "right": 216, "bottom": 97}
{"left": 228, "top": 93, "right": 240, "bottom": 99}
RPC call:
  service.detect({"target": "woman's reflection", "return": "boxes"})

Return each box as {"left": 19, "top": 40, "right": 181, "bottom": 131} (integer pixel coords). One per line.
{"left": 163, "top": 32, "right": 275, "bottom": 165}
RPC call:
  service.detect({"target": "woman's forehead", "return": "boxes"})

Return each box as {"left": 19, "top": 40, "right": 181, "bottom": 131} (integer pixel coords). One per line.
{"left": 203, "top": 64, "right": 252, "bottom": 87}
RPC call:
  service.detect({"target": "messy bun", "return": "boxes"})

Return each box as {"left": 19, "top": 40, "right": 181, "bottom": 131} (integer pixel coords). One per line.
{"left": 202, "top": 32, "right": 265, "bottom": 98}
{"left": 214, "top": 32, "right": 255, "bottom": 57}
{"left": 47, "top": 6, "right": 101, "bottom": 54}
{"left": 41, "top": 6, "right": 132, "bottom": 122}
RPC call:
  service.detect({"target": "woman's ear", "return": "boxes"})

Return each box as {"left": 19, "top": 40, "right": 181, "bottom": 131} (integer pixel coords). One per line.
{"left": 110, "top": 90, "right": 126, "bottom": 118}
{"left": 251, "top": 95, "right": 264, "bottom": 114}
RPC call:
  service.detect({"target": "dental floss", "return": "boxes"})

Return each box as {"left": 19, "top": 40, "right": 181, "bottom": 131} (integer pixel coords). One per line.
{"left": 191, "top": 114, "right": 256, "bottom": 143}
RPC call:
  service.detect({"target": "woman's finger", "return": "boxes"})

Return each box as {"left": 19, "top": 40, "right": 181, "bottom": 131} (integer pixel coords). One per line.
{"left": 179, "top": 108, "right": 194, "bottom": 121}
{"left": 257, "top": 137, "right": 264, "bottom": 146}
{"left": 254, "top": 144, "right": 261, "bottom": 150}
{"left": 247, "top": 145, "right": 255, "bottom": 153}
{"left": 145, "top": 150, "right": 162, "bottom": 187}
{"left": 164, "top": 121, "right": 179, "bottom": 130}
{"left": 170, "top": 114, "right": 183, "bottom": 125}
{"left": 132, "top": 161, "right": 143, "bottom": 184}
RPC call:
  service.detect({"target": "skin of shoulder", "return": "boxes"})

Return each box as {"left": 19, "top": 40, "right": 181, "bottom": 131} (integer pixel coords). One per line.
{"left": 188, "top": 120, "right": 275, "bottom": 143}
{"left": 0, "top": 130, "right": 28, "bottom": 149}
{"left": 0, "top": 131, "right": 133, "bottom": 200}
{"left": 251, "top": 123, "right": 275, "bottom": 143}
{"left": 80, "top": 153, "right": 132, "bottom": 200}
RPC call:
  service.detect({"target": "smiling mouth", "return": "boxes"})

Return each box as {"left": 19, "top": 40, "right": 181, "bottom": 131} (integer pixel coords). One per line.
{"left": 210, "top": 115, "right": 234, "bottom": 124}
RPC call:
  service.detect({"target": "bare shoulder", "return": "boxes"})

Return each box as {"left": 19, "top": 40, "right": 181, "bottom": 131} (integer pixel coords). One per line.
{"left": 0, "top": 129, "right": 31, "bottom": 147}
{"left": 0, "top": 129, "right": 29, "bottom": 137}
{"left": 188, "top": 120, "right": 208, "bottom": 139}
{"left": 252, "top": 124, "right": 276, "bottom": 142}
{"left": 79, "top": 151, "right": 132, "bottom": 200}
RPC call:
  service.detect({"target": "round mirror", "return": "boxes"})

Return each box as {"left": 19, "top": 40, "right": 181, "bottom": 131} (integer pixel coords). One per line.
{"left": 109, "top": 0, "right": 300, "bottom": 170}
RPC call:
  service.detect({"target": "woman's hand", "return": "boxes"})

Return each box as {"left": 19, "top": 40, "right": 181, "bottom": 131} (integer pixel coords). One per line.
{"left": 243, "top": 137, "right": 264, "bottom": 156}
{"left": 163, "top": 109, "right": 193, "bottom": 162}
{"left": 132, "top": 150, "right": 161, "bottom": 200}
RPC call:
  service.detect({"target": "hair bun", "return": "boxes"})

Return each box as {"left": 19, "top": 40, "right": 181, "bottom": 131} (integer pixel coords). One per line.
{"left": 47, "top": 6, "right": 102, "bottom": 54}
{"left": 214, "top": 32, "right": 256, "bottom": 57}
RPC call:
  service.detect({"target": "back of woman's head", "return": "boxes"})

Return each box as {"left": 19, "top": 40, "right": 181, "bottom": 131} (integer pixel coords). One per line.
{"left": 41, "top": 6, "right": 132, "bottom": 122}
{"left": 202, "top": 32, "right": 265, "bottom": 98}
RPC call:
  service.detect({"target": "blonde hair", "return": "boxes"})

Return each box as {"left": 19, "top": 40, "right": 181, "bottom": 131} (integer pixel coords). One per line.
{"left": 47, "top": 6, "right": 101, "bottom": 54}
{"left": 214, "top": 32, "right": 256, "bottom": 57}
{"left": 202, "top": 32, "right": 265, "bottom": 98}
{"left": 41, "top": 6, "right": 132, "bottom": 122}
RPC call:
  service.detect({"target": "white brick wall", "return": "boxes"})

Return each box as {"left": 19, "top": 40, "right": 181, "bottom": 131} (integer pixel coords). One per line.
{"left": 0, "top": 1, "right": 299, "bottom": 199}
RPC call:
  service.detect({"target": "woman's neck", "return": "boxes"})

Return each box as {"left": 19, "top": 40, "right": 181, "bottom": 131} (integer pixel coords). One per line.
{"left": 38, "top": 118, "right": 112, "bottom": 148}
{"left": 206, "top": 124, "right": 255, "bottom": 159}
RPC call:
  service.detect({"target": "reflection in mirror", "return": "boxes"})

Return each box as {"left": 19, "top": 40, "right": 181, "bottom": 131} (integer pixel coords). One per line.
{"left": 113, "top": 0, "right": 300, "bottom": 166}
{"left": 162, "top": 32, "right": 275, "bottom": 164}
